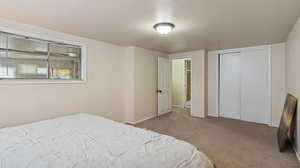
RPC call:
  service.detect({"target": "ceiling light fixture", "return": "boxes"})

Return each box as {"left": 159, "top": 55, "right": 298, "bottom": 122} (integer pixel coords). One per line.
{"left": 153, "top": 22, "right": 175, "bottom": 35}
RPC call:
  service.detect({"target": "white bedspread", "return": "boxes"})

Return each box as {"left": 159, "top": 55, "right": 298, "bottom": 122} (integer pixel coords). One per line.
{"left": 0, "top": 114, "right": 214, "bottom": 168}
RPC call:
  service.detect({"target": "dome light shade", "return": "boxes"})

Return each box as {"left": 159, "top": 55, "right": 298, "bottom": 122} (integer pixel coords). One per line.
{"left": 153, "top": 22, "right": 175, "bottom": 35}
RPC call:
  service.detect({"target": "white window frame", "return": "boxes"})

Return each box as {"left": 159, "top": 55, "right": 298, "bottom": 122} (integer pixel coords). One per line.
{"left": 0, "top": 27, "right": 87, "bottom": 85}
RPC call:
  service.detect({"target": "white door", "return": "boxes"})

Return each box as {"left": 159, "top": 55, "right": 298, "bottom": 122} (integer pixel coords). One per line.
{"left": 220, "top": 52, "right": 242, "bottom": 120}
{"left": 158, "top": 57, "right": 171, "bottom": 116}
{"left": 241, "top": 48, "right": 270, "bottom": 124}
{"left": 219, "top": 46, "right": 271, "bottom": 125}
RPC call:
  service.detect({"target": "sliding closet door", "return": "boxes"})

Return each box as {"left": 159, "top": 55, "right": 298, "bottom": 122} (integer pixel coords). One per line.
{"left": 219, "top": 46, "right": 271, "bottom": 124}
{"left": 241, "top": 48, "right": 270, "bottom": 124}
{"left": 219, "top": 52, "right": 241, "bottom": 120}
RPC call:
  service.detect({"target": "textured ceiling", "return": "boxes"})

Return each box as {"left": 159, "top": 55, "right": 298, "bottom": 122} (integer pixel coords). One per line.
{"left": 0, "top": 0, "right": 300, "bottom": 53}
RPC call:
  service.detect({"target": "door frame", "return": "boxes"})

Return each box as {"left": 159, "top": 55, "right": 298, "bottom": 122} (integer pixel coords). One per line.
{"left": 169, "top": 50, "right": 206, "bottom": 118}
{"left": 217, "top": 45, "right": 272, "bottom": 125}
{"left": 171, "top": 57, "right": 191, "bottom": 109}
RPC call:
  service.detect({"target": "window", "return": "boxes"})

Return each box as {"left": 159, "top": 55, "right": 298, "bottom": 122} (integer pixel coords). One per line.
{"left": 0, "top": 32, "right": 82, "bottom": 81}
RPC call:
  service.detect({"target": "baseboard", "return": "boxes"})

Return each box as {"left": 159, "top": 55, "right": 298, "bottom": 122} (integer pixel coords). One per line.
{"left": 124, "top": 115, "right": 156, "bottom": 125}
{"left": 207, "top": 113, "right": 219, "bottom": 117}
{"left": 293, "top": 146, "right": 300, "bottom": 163}
{"left": 296, "top": 152, "right": 300, "bottom": 163}
{"left": 269, "top": 123, "right": 279, "bottom": 128}
{"left": 160, "top": 110, "right": 172, "bottom": 116}
{"left": 172, "top": 105, "right": 184, "bottom": 108}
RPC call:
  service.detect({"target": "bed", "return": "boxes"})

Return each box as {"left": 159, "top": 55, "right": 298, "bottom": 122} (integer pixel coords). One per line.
{"left": 0, "top": 114, "right": 214, "bottom": 168}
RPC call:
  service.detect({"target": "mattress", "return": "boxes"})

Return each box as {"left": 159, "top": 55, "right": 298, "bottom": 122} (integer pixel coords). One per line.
{"left": 0, "top": 114, "right": 214, "bottom": 168}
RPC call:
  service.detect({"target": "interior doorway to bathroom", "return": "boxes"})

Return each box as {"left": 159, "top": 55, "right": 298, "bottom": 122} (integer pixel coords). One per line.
{"left": 171, "top": 58, "right": 192, "bottom": 110}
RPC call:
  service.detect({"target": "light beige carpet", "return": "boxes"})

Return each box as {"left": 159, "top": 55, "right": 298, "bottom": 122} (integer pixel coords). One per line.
{"left": 136, "top": 107, "right": 300, "bottom": 168}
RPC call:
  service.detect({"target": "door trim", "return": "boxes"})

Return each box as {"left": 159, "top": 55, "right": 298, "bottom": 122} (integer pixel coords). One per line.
{"left": 169, "top": 50, "right": 206, "bottom": 118}
{"left": 169, "top": 56, "right": 192, "bottom": 114}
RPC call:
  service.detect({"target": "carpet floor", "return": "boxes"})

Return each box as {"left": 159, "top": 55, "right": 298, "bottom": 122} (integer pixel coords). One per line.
{"left": 136, "top": 107, "right": 300, "bottom": 168}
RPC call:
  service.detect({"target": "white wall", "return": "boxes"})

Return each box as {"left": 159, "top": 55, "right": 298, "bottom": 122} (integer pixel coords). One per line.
{"left": 0, "top": 18, "right": 127, "bottom": 128}
{"left": 123, "top": 47, "right": 135, "bottom": 122}
{"left": 286, "top": 17, "right": 300, "bottom": 157}
{"left": 0, "top": 18, "right": 168, "bottom": 127}
{"left": 207, "top": 51, "right": 219, "bottom": 117}
{"left": 169, "top": 50, "right": 206, "bottom": 118}
{"left": 172, "top": 59, "right": 185, "bottom": 106}
{"left": 124, "top": 47, "right": 167, "bottom": 124}
{"left": 207, "top": 44, "right": 286, "bottom": 127}
{"left": 271, "top": 43, "right": 286, "bottom": 127}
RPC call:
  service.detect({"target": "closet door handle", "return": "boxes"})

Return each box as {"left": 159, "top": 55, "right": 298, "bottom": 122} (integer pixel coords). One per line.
{"left": 157, "top": 90, "right": 162, "bottom": 93}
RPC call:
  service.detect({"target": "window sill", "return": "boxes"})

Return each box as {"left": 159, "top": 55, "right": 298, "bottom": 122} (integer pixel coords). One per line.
{"left": 0, "top": 79, "right": 86, "bottom": 85}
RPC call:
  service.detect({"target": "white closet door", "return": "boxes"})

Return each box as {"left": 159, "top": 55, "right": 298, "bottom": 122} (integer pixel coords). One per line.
{"left": 241, "top": 48, "right": 270, "bottom": 124}
{"left": 219, "top": 52, "right": 241, "bottom": 120}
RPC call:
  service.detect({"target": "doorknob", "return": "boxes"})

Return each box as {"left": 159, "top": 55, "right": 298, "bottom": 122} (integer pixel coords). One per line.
{"left": 157, "top": 90, "right": 162, "bottom": 93}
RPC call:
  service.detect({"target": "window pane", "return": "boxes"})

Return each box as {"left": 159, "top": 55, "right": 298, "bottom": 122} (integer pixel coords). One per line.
{"left": 50, "top": 56, "right": 80, "bottom": 80}
{"left": 7, "top": 59, "right": 48, "bottom": 79}
{"left": 50, "top": 44, "right": 80, "bottom": 57}
{"left": 49, "top": 43, "right": 81, "bottom": 80}
{"left": 0, "top": 32, "right": 7, "bottom": 48}
{"left": 7, "top": 34, "right": 48, "bottom": 53}
{"left": 0, "top": 52, "right": 48, "bottom": 79}
{"left": 7, "top": 51, "right": 48, "bottom": 60}
{"left": 0, "top": 50, "right": 6, "bottom": 58}
{"left": 0, "top": 51, "right": 8, "bottom": 78}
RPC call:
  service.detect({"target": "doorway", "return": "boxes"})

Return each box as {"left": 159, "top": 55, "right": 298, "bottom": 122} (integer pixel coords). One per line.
{"left": 171, "top": 58, "right": 192, "bottom": 112}
{"left": 158, "top": 50, "right": 205, "bottom": 118}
